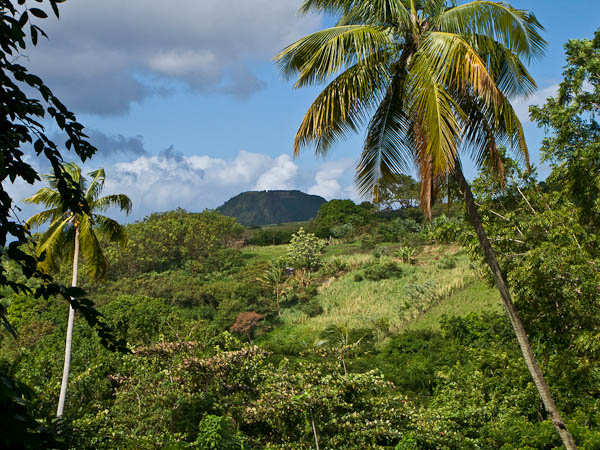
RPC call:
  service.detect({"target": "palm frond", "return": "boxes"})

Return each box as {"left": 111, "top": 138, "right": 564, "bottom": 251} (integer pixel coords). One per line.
{"left": 22, "top": 187, "right": 62, "bottom": 208}
{"left": 439, "top": 1, "right": 546, "bottom": 62}
{"left": 356, "top": 71, "right": 414, "bottom": 200}
{"left": 92, "top": 194, "right": 132, "bottom": 215}
{"left": 419, "top": 31, "right": 502, "bottom": 108}
{"left": 24, "top": 208, "right": 64, "bottom": 231}
{"left": 85, "top": 168, "right": 106, "bottom": 202}
{"left": 457, "top": 88, "right": 528, "bottom": 171}
{"left": 299, "top": 0, "right": 356, "bottom": 16}
{"left": 294, "top": 53, "right": 391, "bottom": 155}
{"left": 337, "top": 0, "right": 412, "bottom": 28}
{"left": 274, "top": 25, "right": 394, "bottom": 87}
{"left": 468, "top": 34, "right": 537, "bottom": 100}
{"left": 79, "top": 215, "right": 107, "bottom": 281}
{"left": 35, "top": 215, "right": 73, "bottom": 274}
{"left": 95, "top": 215, "right": 127, "bottom": 251}
{"left": 409, "top": 63, "right": 464, "bottom": 176}
{"left": 423, "top": 0, "right": 448, "bottom": 19}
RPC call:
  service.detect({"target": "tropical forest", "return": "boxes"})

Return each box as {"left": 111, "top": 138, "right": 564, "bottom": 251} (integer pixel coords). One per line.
{"left": 1, "top": 1, "right": 599, "bottom": 449}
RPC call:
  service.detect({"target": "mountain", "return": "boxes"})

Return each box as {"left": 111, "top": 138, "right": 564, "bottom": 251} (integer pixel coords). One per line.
{"left": 216, "top": 190, "right": 326, "bottom": 226}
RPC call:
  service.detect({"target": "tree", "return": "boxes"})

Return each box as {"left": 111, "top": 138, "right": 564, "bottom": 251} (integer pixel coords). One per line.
{"left": 257, "top": 259, "right": 288, "bottom": 317}
{"left": 0, "top": 2, "right": 127, "bottom": 443}
{"left": 313, "top": 199, "right": 370, "bottom": 237}
{"left": 275, "top": 1, "right": 576, "bottom": 447}
{"left": 530, "top": 28, "right": 600, "bottom": 228}
{"left": 24, "top": 162, "right": 132, "bottom": 417}
{"left": 377, "top": 173, "right": 419, "bottom": 210}
{"left": 286, "top": 227, "right": 324, "bottom": 271}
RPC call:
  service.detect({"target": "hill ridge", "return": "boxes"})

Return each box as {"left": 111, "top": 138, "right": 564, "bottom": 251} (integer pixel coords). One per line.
{"left": 216, "top": 189, "right": 326, "bottom": 226}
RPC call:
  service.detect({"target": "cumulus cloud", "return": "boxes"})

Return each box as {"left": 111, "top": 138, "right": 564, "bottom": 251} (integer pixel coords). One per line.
{"left": 98, "top": 150, "right": 303, "bottom": 220}
{"left": 307, "top": 158, "right": 359, "bottom": 200}
{"left": 254, "top": 155, "right": 299, "bottom": 190}
{"left": 24, "top": 1, "right": 320, "bottom": 115}
{"left": 513, "top": 84, "right": 559, "bottom": 124}
{"left": 5, "top": 148, "right": 367, "bottom": 225}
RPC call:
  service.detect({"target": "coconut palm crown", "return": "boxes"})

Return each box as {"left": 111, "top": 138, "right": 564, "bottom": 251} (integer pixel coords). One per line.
{"left": 24, "top": 162, "right": 131, "bottom": 280}
{"left": 275, "top": 0, "right": 545, "bottom": 216}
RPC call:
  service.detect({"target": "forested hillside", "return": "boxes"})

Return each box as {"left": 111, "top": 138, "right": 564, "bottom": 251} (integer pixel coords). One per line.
{"left": 216, "top": 190, "right": 326, "bottom": 226}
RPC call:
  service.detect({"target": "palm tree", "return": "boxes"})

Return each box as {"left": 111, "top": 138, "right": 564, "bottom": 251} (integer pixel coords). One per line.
{"left": 257, "top": 259, "right": 288, "bottom": 317}
{"left": 24, "top": 162, "right": 132, "bottom": 418}
{"left": 275, "top": 1, "right": 576, "bottom": 447}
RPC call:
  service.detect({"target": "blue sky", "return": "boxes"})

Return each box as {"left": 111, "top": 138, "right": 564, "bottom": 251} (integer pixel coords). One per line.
{"left": 7, "top": 0, "right": 600, "bottom": 222}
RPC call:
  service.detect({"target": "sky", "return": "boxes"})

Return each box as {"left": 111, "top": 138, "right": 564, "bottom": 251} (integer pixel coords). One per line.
{"left": 6, "top": 0, "right": 600, "bottom": 224}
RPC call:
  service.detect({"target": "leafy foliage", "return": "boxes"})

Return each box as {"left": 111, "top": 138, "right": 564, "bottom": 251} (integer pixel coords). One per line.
{"left": 530, "top": 28, "right": 600, "bottom": 227}
{"left": 106, "top": 209, "right": 244, "bottom": 277}
{"left": 286, "top": 227, "right": 325, "bottom": 271}
{"left": 313, "top": 199, "right": 371, "bottom": 237}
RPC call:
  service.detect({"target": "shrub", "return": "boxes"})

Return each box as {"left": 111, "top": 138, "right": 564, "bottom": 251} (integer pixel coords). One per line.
{"left": 362, "top": 261, "right": 403, "bottom": 281}
{"left": 395, "top": 246, "right": 417, "bottom": 264}
{"left": 193, "top": 415, "right": 245, "bottom": 449}
{"left": 373, "top": 245, "right": 392, "bottom": 258}
{"left": 300, "top": 299, "right": 324, "bottom": 317}
{"left": 424, "top": 214, "right": 463, "bottom": 243}
{"left": 286, "top": 228, "right": 324, "bottom": 271}
{"left": 329, "top": 223, "right": 354, "bottom": 239}
{"left": 314, "top": 199, "right": 370, "bottom": 237}
{"left": 360, "top": 234, "right": 376, "bottom": 250}
{"left": 230, "top": 312, "right": 264, "bottom": 342}
{"left": 319, "top": 257, "right": 347, "bottom": 277}
{"left": 436, "top": 255, "right": 457, "bottom": 270}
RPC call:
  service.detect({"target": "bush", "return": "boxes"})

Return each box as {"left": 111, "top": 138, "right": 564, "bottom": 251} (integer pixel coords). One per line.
{"left": 319, "top": 257, "right": 347, "bottom": 277}
{"left": 286, "top": 228, "right": 325, "bottom": 271}
{"left": 230, "top": 312, "right": 264, "bottom": 342}
{"left": 329, "top": 223, "right": 354, "bottom": 239}
{"left": 395, "top": 246, "right": 417, "bottom": 264}
{"left": 192, "top": 415, "right": 245, "bottom": 449}
{"left": 373, "top": 245, "right": 392, "bottom": 258}
{"left": 362, "top": 261, "right": 403, "bottom": 281}
{"left": 299, "top": 299, "right": 324, "bottom": 317}
{"left": 360, "top": 234, "right": 376, "bottom": 250}
{"left": 436, "top": 255, "right": 456, "bottom": 270}
{"left": 423, "top": 214, "right": 463, "bottom": 243}
{"left": 246, "top": 228, "right": 296, "bottom": 246}
{"left": 313, "top": 199, "right": 370, "bottom": 237}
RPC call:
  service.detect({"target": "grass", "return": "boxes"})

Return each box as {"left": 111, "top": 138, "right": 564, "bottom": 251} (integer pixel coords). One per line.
{"left": 277, "top": 245, "right": 475, "bottom": 346}
{"left": 406, "top": 279, "right": 502, "bottom": 331}
{"left": 248, "top": 241, "right": 501, "bottom": 352}
{"left": 241, "top": 244, "right": 288, "bottom": 263}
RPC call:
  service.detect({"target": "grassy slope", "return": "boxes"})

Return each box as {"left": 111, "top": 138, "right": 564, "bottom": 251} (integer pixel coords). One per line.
{"left": 249, "top": 242, "right": 501, "bottom": 351}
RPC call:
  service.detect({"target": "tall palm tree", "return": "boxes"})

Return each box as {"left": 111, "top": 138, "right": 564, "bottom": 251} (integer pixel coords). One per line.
{"left": 24, "top": 162, "right": 132, "bottom": 418}
{"left": 275, "top": 1, "right": 576, "bottom": 447}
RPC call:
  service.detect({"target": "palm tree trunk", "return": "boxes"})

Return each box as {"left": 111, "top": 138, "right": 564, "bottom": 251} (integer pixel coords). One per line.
{"left": 310, "top": 409, "right": 320, "bottom": 450}
{"left": 56, "top": 226, "right": 79, "bottom": 418}
{"left": 453, "top": 165, "right": 577, "bottom": 449}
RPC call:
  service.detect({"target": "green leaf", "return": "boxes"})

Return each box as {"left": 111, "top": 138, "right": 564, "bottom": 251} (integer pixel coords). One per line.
{"left": 29, "top": 8, "right": 48, "bottom": 19}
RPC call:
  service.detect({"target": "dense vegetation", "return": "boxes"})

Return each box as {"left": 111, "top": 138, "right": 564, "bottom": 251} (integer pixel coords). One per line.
{"left": 1, "top": 1, "right": 600, "bottom": 449}
{"left": 216, "top": 190, "right": 326, "bottom": 226}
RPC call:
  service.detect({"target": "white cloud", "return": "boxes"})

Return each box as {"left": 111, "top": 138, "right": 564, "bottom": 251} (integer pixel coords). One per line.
{"left": 253, "top": 155, "right": 299, "bottom": 190}
{"left": 97, "top": 150, "right": 304, "bottom": 220}
{"left": 307, "top": 158, "right": 358, "bottom": 200}
{"left": 24, "top": 0, "right": 321, "bottom": 114}
{"left": 513, "top": 84, "right": 559, "bottom": 124}
{"left": 5, "top": 150, "right": 369, "bottom": 226}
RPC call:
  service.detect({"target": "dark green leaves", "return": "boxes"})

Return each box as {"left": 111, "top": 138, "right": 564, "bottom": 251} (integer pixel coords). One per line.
{"left": 29, "top": 8, "right": 48, "bottom": 19}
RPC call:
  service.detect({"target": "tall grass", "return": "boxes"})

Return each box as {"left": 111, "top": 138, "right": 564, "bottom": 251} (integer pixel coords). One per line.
{"left": 279, "top": 247, "right": 475, "bottom": 345}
